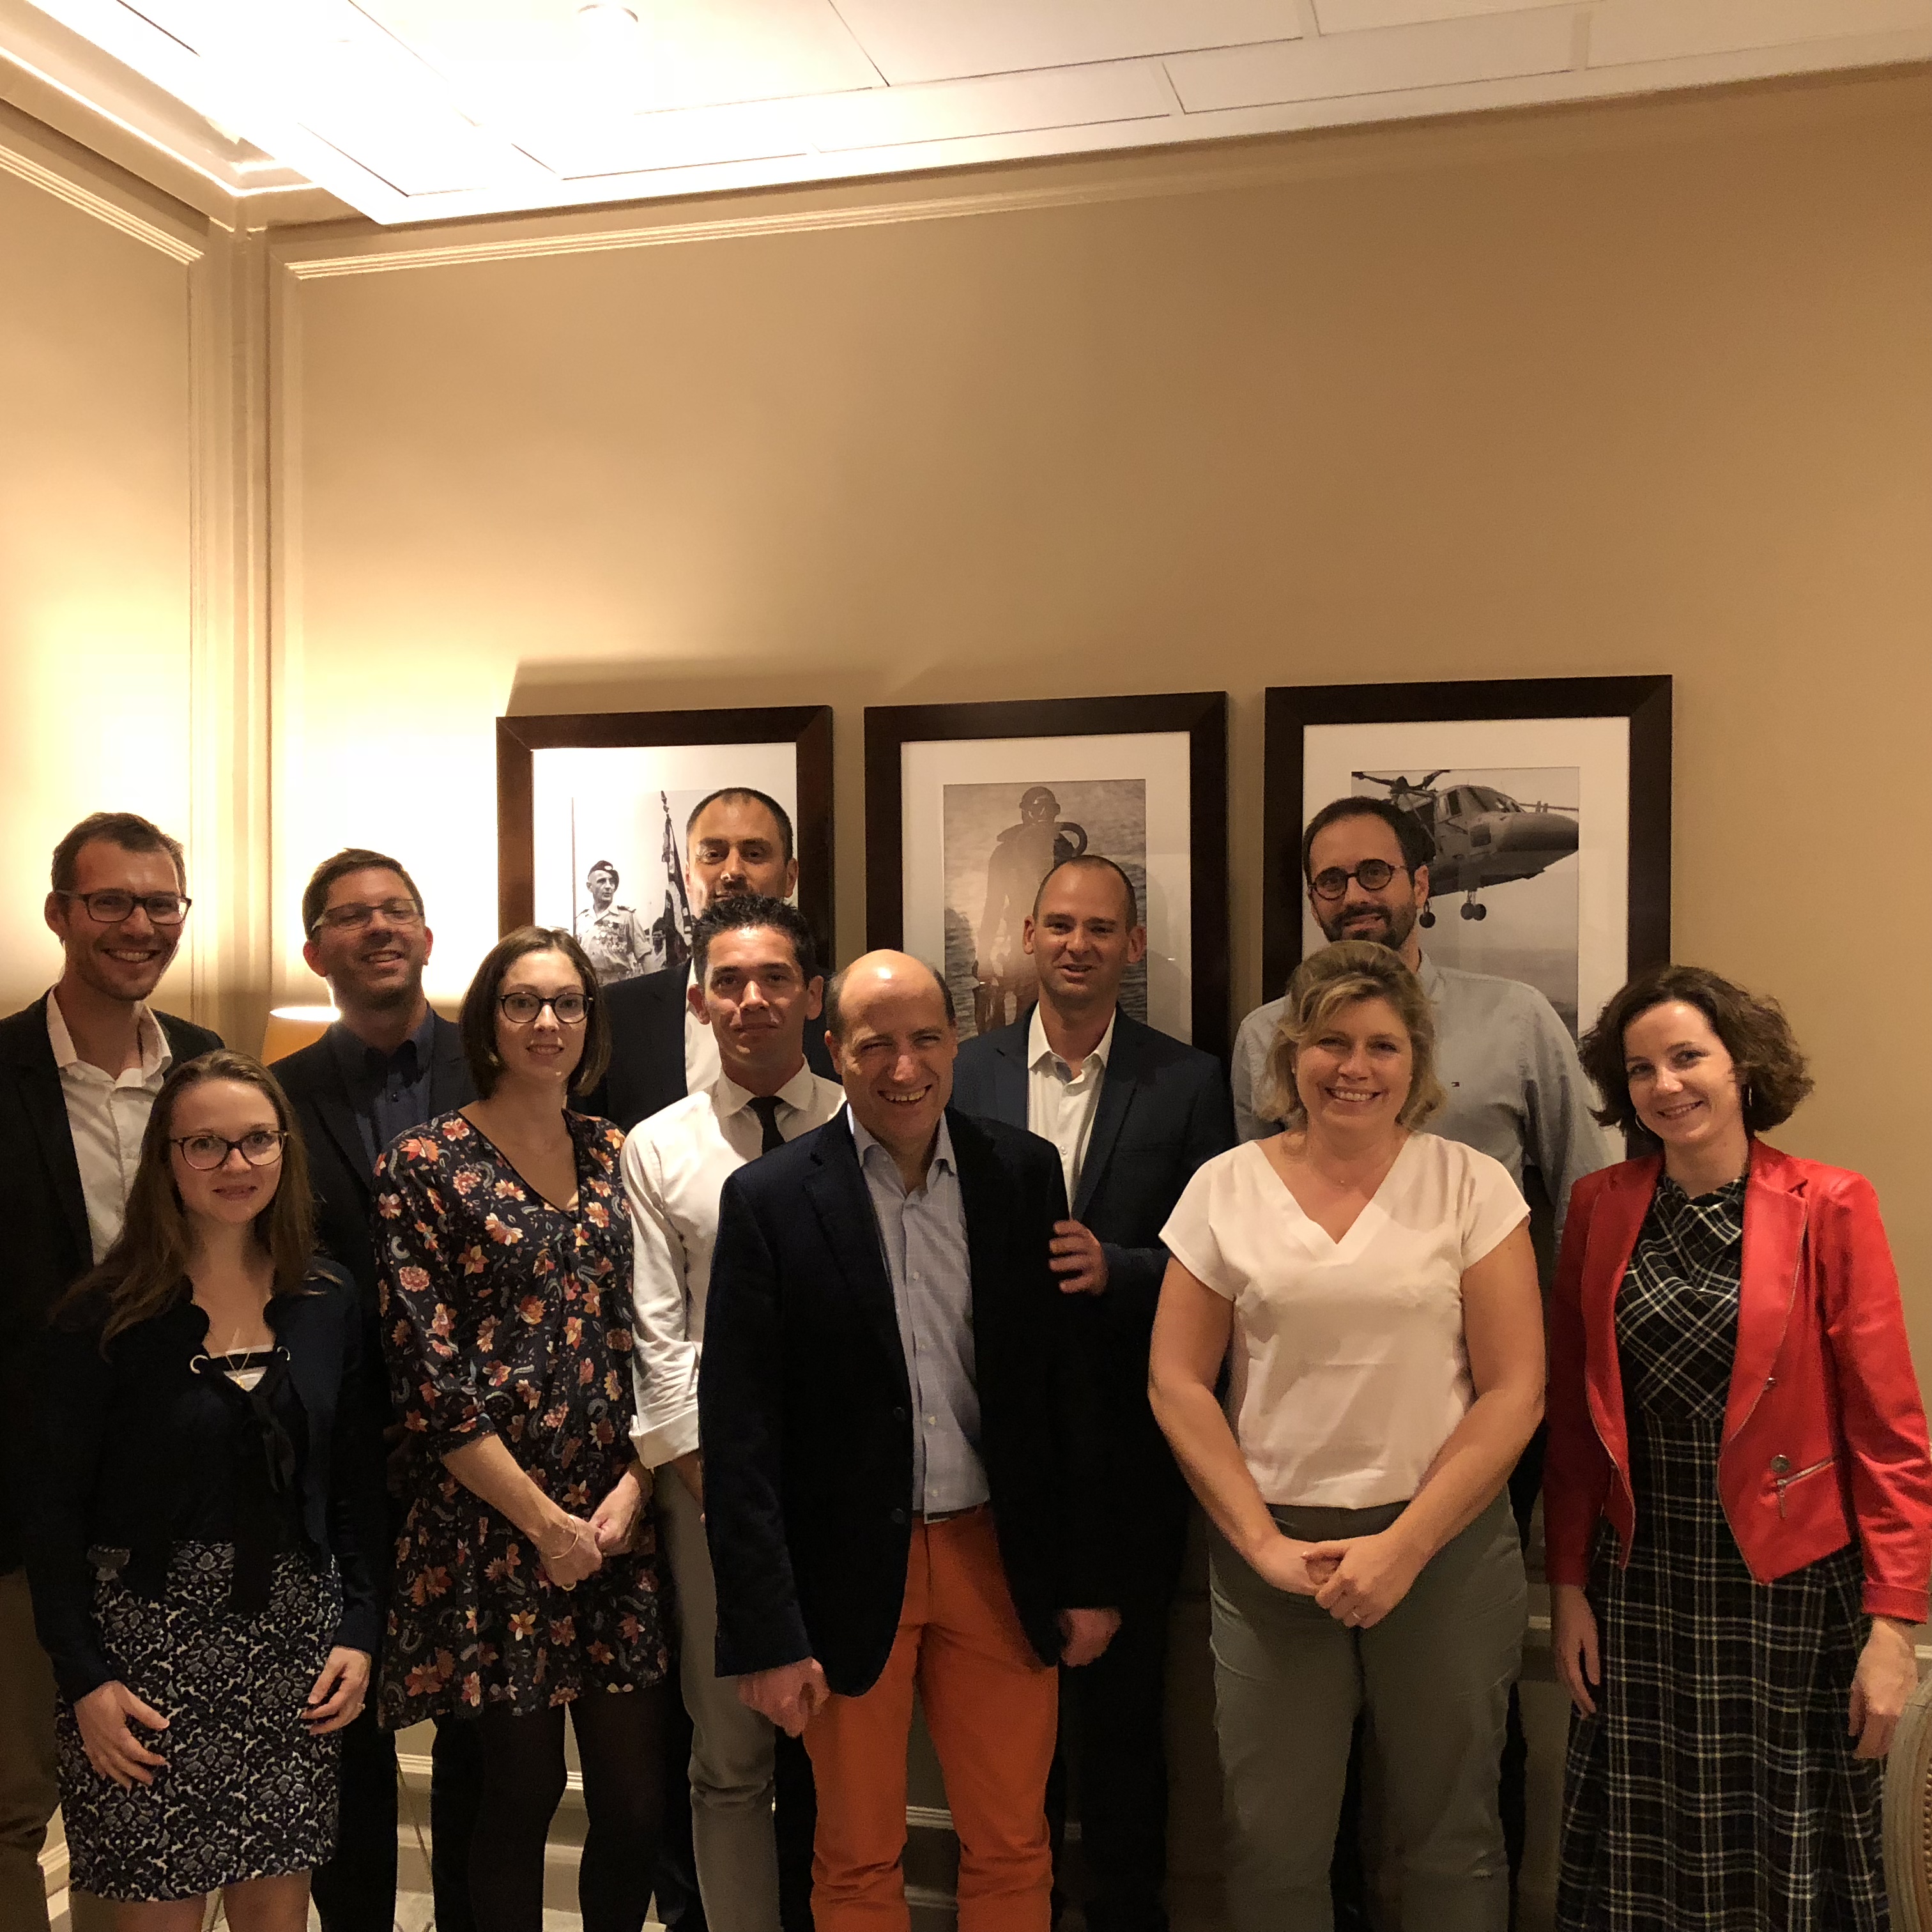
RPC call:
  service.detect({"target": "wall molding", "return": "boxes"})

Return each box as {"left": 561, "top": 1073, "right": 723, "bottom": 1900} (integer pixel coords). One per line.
{"left": 0, "top": 98, "right": 203, "bottom": 261}
{"left": 267, "top": 61, "right": 1930, "bottom": 285}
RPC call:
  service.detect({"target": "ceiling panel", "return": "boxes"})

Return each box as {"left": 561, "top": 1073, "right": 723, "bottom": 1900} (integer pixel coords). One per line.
{"left": 1169, "top": 10, "right": 1574, "bottom": 111}
{"left": 1588, "top": 0, "right": 1932, "bottom": 66}
{"left": 1315, "top": 0, "right": 1573, "bottom": 29}
{"left": 515, "top": 95, "right": 808, "bottom": 178}
{"left": 830, "top": 0, "right": 1301, "bottom": 84}
{"left": 806, "top": 63, "right": 1172, "bottom": 153}
{"left": 10, "top": 0, "right": 1930, "bottom": 225}
{"left": 365, "top": 0, "right": 881, "bottom": 117}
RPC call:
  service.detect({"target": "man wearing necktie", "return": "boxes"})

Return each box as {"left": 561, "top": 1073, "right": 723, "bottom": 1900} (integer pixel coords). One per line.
{"left": 622, "top": 894, "right": 843, "bottom": 1932}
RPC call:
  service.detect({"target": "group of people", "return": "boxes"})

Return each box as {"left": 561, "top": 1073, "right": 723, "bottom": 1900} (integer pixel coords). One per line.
{"left": 0, "top": 783, "right": 1924, "bottom": 1932}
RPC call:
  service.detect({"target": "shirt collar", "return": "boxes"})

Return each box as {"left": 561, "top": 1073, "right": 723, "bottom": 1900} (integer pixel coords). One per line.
{"left": 714, "top": 1059, "right": 820, "bottom": 1119}
{"left": 849, "top": 1105, "right": 956, "bottom": 1183}
{"left": 327, "top": 1005, "right": 437, "bottom": 1085}
{"left": 1026, "top": 1006, "right": 1116, "bottom": 1077}
{"left": 1414, "top": 951, "right": 1443, "bottom": 1000}
{"left": 45, "top": 988, "right": 169, "bottom": 1080}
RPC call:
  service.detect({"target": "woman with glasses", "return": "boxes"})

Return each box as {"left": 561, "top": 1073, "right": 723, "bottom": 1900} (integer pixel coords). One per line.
{"left": 1545, "top": 966, "right": 1932, "bottom": 1930}
{"left": 375, "top": 926, "right": 668, "bottom": 1932}
{"left": 21, "top": 1049, "right": 383, "bottom": 1931}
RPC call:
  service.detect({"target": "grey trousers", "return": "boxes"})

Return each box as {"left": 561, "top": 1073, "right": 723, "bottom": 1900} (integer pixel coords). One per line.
{"left": 1209, "top": 1492, "right": 1526, "bottom": 1932}
{"left": 659, "top": 1471, "right": 784, "bottom": 1932}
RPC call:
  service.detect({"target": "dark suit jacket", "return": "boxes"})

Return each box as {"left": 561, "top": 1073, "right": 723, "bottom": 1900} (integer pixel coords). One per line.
{"left": 272, "top": 1014, "right": 474, "bottom": 1421}
{"left": 22, "top": 1261, "right": 387, "bottom": 1699}
{"left": 0, "top": 995, "right": 222, "bottom": 1572}
{"left": 953, "top": 1008, "right": 1235, "bottom": 1572}
{"left": 698, "top": 1107, "right": 1117, "bottom": 1697}
{"left": 591, "top": 962, "right": 836, "bottom": 1133}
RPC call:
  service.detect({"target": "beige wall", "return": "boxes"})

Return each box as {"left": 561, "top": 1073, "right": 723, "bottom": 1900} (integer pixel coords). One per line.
{"left": 0, "top": 118, "right": 196, "bottom": 1017}
{"left": 277, "top": 66, "right": 1932, "bottom": 1345}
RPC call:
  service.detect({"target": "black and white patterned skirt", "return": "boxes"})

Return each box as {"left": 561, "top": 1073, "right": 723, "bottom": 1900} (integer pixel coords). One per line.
{"left": 57, "top": 1542, "right": 344, "bottom": 1902}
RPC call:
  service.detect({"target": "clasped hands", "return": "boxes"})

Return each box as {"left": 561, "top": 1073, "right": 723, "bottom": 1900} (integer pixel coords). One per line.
{"left": 535, "top": 1465, "right": 648, "bottom": 1589}
{"left": 1251, "top": 1526, "right": 1426, "bottom": 1630}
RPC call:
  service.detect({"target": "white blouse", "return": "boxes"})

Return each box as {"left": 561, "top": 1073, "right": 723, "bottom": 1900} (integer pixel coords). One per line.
{"left": 1161, "top": 1133, "right": 1528, "bottom": 1508}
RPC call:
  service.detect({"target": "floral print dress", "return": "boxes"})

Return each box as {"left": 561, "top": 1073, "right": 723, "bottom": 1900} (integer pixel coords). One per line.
{"left": 373, "top": 1109, "right": 668, "bottom": 1728}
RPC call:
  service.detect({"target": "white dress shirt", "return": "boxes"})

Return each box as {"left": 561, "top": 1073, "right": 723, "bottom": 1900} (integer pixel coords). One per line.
{"left": 46, "top": 990, "right": 173, "bottom": 1262}
{"left": 1025, "top": 1007, "right": 1116, "bottom": 1208}
{"left": 681, "top": 964, "right": 721, "bottom": 1098}
{"left": 623, "top": 1059, "right": 844, "bottom": 1468}
{"left": 850, "top": 1109, "right": 988, "bottom": 1516}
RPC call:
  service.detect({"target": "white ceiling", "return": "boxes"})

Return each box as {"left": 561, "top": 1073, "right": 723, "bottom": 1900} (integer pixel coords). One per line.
{"left": 3, "top": 0, "right": 1928, "bottom": 226}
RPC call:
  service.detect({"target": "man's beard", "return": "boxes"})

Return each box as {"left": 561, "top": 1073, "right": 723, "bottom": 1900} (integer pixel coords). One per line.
{"left": 1319, "top": 901, "right": 1419, "bottom": 953}
{"left": 351, "top": 970, "right": 423, "bottom": 1012}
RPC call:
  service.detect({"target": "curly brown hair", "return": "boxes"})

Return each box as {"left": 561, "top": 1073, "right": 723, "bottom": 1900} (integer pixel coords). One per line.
{"left": 1579, "top": 963, "right": 1813, "bottom": 1140}
{"left": 1261, "top": 940, "right": 1446, "bottom": 1133}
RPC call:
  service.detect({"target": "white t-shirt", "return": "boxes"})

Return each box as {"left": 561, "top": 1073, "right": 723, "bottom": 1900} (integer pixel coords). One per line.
{"left": 1161, "top": 1133, "right": 1528, "bottom": 1508}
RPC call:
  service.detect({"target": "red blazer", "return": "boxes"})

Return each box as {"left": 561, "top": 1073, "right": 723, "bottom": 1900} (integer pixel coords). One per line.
{"left": 1544, "top": 1142, "right": 1932, "bottom": 1623}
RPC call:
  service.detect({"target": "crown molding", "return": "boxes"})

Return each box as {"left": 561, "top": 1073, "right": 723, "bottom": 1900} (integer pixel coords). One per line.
{"left": 264, "top": 60, "right": 1931, "bottom": 284}
{"left": 0, "top": 89, "right": 204, "bottom": 257}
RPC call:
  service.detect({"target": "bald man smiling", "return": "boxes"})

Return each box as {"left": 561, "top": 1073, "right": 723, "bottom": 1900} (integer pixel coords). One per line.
{"left": 697, "top": 951, "right": 1120, "bottom": 1931}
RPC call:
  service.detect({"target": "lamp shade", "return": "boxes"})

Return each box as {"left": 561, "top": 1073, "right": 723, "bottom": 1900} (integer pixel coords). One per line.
{"left": 261, "top": 1006, "right": 337, "bottom": 1065}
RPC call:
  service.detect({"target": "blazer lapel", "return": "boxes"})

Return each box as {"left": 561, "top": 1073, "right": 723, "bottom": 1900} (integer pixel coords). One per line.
{"left": 11, "top": 998, "right": 91, "bottom": 1264}
{"left": 425, "top": 1015, "right": 471, "bottom": 1119}
{"left": 947, "top": 1110, "right": 1009, "bottom": 1340}
{"left": 1723, "top": 1147, "right": 1807, "bottom": 1447}
{"left": 804, "top": 1116, "right": 912, "bottom": 1396}
{"left": 988, "top": 1018, "right": 1030, "bottom": 1131}
{"left": 1073, "top": 1011, "right": 1139, "bottom": 1222}
{"left": 1582, "top": 1158, "right": 1655, "bottom": 1451}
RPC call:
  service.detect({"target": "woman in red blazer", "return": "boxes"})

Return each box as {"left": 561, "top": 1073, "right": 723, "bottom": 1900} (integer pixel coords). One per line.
{"left": 1544, "top": 963, "right": 1932, "bottom": 1932}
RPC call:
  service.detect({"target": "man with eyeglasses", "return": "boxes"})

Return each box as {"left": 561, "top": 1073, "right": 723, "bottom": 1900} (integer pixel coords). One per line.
{"left": 1231, "top": 793, "right": 1614, "bottom": 1922}
{"left": 0, "top": 811, "right": 220, "bottom": 1932}
{"left": 270, "top": 848, "right": 482, "bottom": 1932}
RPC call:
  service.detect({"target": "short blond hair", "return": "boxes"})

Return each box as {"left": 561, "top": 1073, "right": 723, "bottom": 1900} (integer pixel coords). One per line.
{"left": 1261, "top": 941, "right": 1445, "bottom": 1133}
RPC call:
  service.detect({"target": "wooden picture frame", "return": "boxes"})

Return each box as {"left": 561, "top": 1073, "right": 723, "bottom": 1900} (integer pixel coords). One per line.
{"left": 496, "top": 706, "right": 834, "bottom": 977}
{"left": 864, "top": 693, "right": 1230, "bottom": 1055}
{"left": 1262, "top": 675, "right": 1671, "bottom": 1038}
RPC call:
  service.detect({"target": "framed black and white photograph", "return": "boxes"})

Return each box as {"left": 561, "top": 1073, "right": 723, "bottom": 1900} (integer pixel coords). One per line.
{"left": 1263, "top": 677, "right": 1671, "bottom": 1038}
{"left": 496, "top": 706, "right": 834, "bottom": 979}
{"left": 865, "top": 694, "right": 1229, "bottom": 1053}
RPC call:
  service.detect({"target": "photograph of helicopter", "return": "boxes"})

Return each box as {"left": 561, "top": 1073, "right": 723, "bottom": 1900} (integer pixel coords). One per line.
{"left": 1351, "top": 764, "right": 1584, "bottom": 1033}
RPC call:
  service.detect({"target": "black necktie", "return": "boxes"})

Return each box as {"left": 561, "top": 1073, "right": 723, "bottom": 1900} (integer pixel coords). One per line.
{"left": 747, "top": 1095, "right": 786, "bottom": 1155}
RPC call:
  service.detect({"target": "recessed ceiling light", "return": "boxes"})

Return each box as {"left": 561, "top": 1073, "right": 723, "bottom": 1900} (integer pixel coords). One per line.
{"left": 576, "top": 2, "right": 642, "bottom": 50}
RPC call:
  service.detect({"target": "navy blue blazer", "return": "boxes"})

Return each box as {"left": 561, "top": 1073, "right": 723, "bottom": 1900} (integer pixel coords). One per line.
{"left": 22, "top": 1261, "right": 386, "bottom": 1701}
{"left": 0, "top": 996, "right": 222, "bottom": 1573}
{"left": 698, "top": 1107, "right": 1117, "bottom": 1697}
{"left": 273, "top": 1014, "right": 473, "bottom": 1422}
{"left": 953, "top": 1008, "right": 1235, "bottom": 1564}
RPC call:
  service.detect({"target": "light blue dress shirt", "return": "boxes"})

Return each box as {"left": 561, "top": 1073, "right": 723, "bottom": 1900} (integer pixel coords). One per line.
{"left": 849, "top": 1108, "right": 989, "bottom": 1516}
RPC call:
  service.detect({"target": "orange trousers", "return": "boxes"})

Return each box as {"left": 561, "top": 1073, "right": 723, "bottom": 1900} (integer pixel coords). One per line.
{"left": 803, "top": 1507, "right": 1057, "bottom": 1932}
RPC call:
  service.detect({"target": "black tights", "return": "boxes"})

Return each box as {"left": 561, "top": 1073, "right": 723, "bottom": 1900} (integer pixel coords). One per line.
{"left": 468, "top": 1683, "right": 668, "bottom": 1932}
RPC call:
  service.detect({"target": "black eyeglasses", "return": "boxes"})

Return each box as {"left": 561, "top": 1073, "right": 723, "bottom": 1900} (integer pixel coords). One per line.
{"left": 59, "top": 889, "right": 191, "bottom": 926}
{"left": 311, "top": 898, "right": 423, "bottom": 935}
{"left": 498, "top": 991, "right": 592, "bottom": 1025}
{"left": 171, "top": 1129, "right": 287, "bottom": 1171}
{"left": 1309, "top": 860, "right": 1409, "bottom": 901}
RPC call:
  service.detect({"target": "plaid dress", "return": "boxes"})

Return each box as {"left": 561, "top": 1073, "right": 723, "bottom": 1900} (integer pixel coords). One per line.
{"left": 1556, "top": 1174, "right": 1887, "bottom": 1931}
